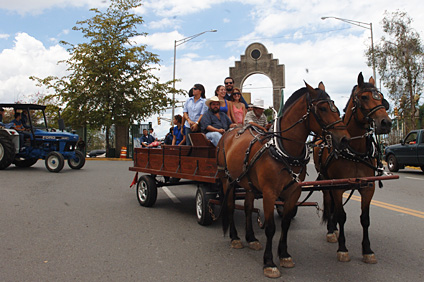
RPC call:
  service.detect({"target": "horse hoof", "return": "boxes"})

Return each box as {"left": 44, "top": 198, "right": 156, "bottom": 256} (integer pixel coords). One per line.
{"left": 362, "top": 254, "right": 377, "bottom": 264}
{"left": 230, "top": 240, "right": 244, "bottom": 249}
{"left": 337, "top": 252, "right": 351, "bottom": 262}
{"left": 280, "top": 257, "right": 295, "bottom": 268}
{"left": 326, "top": 233, "right": 338, "bottom": 243}
{"left": 263, "top": 267, "right": 281, "bottom": 278}
{"left": 248, "top": 241, "right": 262, "bottom": 251}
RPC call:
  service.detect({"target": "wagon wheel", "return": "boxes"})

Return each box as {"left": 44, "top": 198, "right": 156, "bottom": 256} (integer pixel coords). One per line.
{"left": 136, "top": 175, "right": 158, "bottom": 207}
{"left": 196, "top": 184, "right": 215, "bottom": 226}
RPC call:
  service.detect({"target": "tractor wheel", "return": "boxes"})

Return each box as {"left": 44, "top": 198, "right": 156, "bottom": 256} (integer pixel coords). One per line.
{"left": 0, "top": 134, "right": 15, "bottom": 170}
{"left": 68, "top": 150, "right": 85, "bottom": 169}
{"left": 136, "top": 175, "right": 157, "bottom": 207}
{"left": 45, "top": 151, "right": 65, "bottom": 173}
{"left": 387, "top": 154, "right": 399, "bottom": 172}
{"left": 14, "top": 158, "right": 38, "bottom": 167}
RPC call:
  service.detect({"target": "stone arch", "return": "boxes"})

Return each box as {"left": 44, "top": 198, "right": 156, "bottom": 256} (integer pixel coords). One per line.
{"left": 229, "top": 42, "right": 285, "bottom": 111}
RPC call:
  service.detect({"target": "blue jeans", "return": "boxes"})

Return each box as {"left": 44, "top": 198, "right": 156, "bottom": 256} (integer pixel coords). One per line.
{"left": 205, "top": 132, "right": 222, "bottom": 147}
{"left": 185, "top": 127, "right": 193, "bottom": 146}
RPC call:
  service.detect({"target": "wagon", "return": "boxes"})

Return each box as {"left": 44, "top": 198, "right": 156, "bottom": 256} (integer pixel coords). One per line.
{"left": 129, "top": 133, "right": 398, "bottom": 225}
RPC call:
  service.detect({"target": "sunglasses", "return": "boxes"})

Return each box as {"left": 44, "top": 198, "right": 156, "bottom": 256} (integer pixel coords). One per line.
{"left": 192, "top": 87, "right": 198, "bottom": 90}
{"left": 224, "top": 82, "right": 233, "bottom": 85}
{"left": 233, "top": 92, "right": 241, "bottom": 95}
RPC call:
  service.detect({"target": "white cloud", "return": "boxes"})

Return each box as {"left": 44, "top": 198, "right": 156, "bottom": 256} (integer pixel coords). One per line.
{"left": 133, "top": 31, "right": 182, "bottom": 51}
{"left": 0, "top": 33, "right": 69, "bottom": 102}
{"left": 148, "top": 18, "right": 181, "bottom": 30}
{"left": 0, "top": 0, "right": 108, "bottom": 15}
{"left": 0, "top": 34, "right": 10, "bottom": 39}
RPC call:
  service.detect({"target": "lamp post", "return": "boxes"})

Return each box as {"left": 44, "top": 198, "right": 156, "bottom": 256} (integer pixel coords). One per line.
{"left": 171, "top": 29, "right": 217, "bottom": 124}
{"left": 321, "top": 16, "right": 376, "bottom": 87}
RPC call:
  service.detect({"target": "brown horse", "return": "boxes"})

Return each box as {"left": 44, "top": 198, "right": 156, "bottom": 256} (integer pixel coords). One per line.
{"left": 314, "top": 72, "right": 392, "bottom": 263}
{"left": 217, "top": 82, "right": 350, "bottom": 278}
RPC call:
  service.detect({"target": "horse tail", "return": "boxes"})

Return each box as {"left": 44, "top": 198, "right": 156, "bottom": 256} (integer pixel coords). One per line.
{"left": 221, "top": 181, "right": 235, "bottom": 236}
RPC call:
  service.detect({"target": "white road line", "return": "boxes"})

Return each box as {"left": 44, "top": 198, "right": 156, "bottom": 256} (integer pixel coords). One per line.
{"left": 162, "top": 187, "right": 181, "bottom": 203}
{"left": 405, "top": 177, "right": 423, "bottom": 181}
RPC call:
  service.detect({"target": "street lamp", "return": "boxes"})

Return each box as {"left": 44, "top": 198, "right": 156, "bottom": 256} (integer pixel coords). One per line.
{"left": 171, "top": 29, "right": 217, "bottom": 124}
{"left": 321, "top": 16, "right": 376, "bottom": 87}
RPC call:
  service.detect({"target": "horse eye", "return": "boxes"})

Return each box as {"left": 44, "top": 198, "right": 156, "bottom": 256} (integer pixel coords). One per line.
{"left": 319, "top": 107, "right": 327, "bottom": 112}
{"left": 361, "top": 95, "right": 369, "bottom": 101}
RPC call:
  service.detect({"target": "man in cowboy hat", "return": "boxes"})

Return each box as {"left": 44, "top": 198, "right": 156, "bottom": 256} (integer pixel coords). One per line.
{"left": 200, "top": 96, "right": 236, "bottom": 146}
{"left": 244, "top": 98, "right": 271, "bottom": 131}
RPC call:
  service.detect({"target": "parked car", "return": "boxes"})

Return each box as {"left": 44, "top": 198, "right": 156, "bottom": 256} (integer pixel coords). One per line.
{"left": 384, "top": 129, "right": 424, "bottom": 172}
{"left": 87, "top": 149, "right": 106, "bottom": 158}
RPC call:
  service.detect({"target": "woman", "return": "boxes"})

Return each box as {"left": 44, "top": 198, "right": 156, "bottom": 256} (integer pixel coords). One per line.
{"left": 214, "top": 85, "right": 232, "bottom": 117}
{"left": 172, "top": 114, "right": 186, "bottom": 145}
{"left": 229, "top": 87, "right": 246, "bottom": 124}
{"left": 183, "top": 83, "right": 208, "bottom": 145}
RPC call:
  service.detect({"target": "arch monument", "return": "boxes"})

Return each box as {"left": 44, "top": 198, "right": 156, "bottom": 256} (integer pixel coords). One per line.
{"left": 229, "top": 42, "right": 285, "bottom": 112}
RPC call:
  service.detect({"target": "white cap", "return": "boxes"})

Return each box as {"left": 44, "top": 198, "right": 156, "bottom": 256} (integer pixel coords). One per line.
{"left": 252, "top": 99, "right": 265, "bottom": 109}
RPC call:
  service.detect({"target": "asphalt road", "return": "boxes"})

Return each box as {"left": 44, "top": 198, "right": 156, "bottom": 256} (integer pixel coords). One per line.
{"left": 1, "top": 160, "right": 423, "bottom": 281}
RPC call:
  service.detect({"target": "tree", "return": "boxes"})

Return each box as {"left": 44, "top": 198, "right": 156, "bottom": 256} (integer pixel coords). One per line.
{"left": 31, "top": 0, "right": 177, "bottom": 153}
{"left": 366, "top": 10, "right": 424, "bottom": 133}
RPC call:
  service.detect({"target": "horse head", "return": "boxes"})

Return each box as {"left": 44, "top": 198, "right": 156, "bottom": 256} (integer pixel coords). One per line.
{"left": 348, "top": 72, "right": 392, "bottom": 134}
{"left": 304, "top": 81, "right": 350, "bottom": 150}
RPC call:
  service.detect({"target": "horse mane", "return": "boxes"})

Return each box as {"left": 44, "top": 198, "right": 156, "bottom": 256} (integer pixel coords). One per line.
{"left": 281, "top": 87, "right": 330, "bottom": 115}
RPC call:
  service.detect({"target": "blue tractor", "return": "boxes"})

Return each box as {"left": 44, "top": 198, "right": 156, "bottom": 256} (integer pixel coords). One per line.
{"left": 0, "top": 103, "right": 85, "bottom": 172}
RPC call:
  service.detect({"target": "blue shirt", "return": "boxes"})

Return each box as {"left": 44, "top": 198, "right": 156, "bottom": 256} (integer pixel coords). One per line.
{"left": 183, "top": 97, "right": 208, "bottom": 127}
{"left": 220, "top": 99, "right": 228, "bottom": 114}
{"left": 200, "top": 109, "right": 232, "bottom": 133}
{"left": 173, "top": 125, "right": 185, "bottom": 145}
{"left": 140, "top": 134, "right": 155, "bottom": 146}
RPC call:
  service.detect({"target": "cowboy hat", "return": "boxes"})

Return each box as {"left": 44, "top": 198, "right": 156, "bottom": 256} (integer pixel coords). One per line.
{"left": 252, "top": 98, "right": 265, "bottom": 109}
{"left": 206, "top": 96, "right": 225, "bottom": 107}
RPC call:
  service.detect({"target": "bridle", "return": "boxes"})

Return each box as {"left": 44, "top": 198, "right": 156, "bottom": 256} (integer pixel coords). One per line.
{"left": 345, "top": 86, "right": 390, "bottom": 128}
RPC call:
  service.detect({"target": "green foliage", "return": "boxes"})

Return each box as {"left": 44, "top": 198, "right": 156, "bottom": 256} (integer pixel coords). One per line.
{"left": 366, "top": 10, "right": 424, "bottom": 132}
{"left": 30, "top": 0, "right": 178, "bottom": 146}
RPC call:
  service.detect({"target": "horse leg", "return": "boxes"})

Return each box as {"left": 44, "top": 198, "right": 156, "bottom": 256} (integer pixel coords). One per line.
{"left": 278, "top": 188, "right": 300, "bottom": 268}
{"left": 262, "top": 193, "right": 280, "bottom": 278}
{"left": 359, "top": 187, "right": 377, "bottom": 264}
{"left": 245, "top": 191, "right": 262, "bottom": 250}
{"left": 333, "top": 190, "right": 350, "bottom": 262}
{"left": 323, "top": 190, "right": 338, "bottom": 243}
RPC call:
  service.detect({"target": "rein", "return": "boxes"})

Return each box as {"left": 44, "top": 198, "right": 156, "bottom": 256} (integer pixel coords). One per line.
{"left": 316, "top": 86, "right": 388, "bottom": 190}
{"left": 218, "top": 92, "right": 342, "bottom": 193}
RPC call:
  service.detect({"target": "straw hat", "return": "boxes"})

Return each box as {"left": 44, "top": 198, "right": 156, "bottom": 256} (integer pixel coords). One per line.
{"left": 206, "top": 96, "right": 225, "bottom": 107}
{"left": 252, "top": 99, "right": 265, "bottom": 109}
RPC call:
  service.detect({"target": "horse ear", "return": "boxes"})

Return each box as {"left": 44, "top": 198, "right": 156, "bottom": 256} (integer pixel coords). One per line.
{"left": 358, "top": 72, "right": 364, "bottom": 87}
{"left": 318, "top": 82, "right": 325, "bottom": 91}
{"left": 304, "top": 80, "right": 316, "bottom": 95}
{"left": 369, "top": 76, "right": 375, "bottom": 86}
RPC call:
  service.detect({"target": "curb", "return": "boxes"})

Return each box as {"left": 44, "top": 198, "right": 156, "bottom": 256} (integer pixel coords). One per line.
{"left": 86, "top": 158, "right": 132, "bottom": 161}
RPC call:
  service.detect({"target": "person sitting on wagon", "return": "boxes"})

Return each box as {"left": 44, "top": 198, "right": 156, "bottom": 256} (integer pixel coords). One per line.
{"left": 172, "top": 114, "right": 186, "bottom": 145}
{"left": 244, "top": 98, "right": 271, "bottom": 132}
{"left": 140, "top": 128, "right": 155, "bottom": 147}
{"left": 200, "top": 96, "right": 236, "bottom": 146}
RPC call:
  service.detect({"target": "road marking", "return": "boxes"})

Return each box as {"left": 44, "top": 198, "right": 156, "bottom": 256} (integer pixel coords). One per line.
{"left": 405, "top": 177, "right": 423, "bottom": 181}
{"left": 162, "top": 187, "right": 181, "bottom": 204}
{"left": 344, "top": 194, "right": 424, "bottom": 219}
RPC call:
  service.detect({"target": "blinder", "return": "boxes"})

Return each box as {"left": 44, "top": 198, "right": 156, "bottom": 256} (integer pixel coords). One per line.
{"left": 382, "top": 98, "right": 390, "bottom": 110}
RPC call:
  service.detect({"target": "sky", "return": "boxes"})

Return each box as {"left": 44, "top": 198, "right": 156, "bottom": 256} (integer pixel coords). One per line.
{"left": 1, "top": 0, "right": 423, "bottom": 138}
